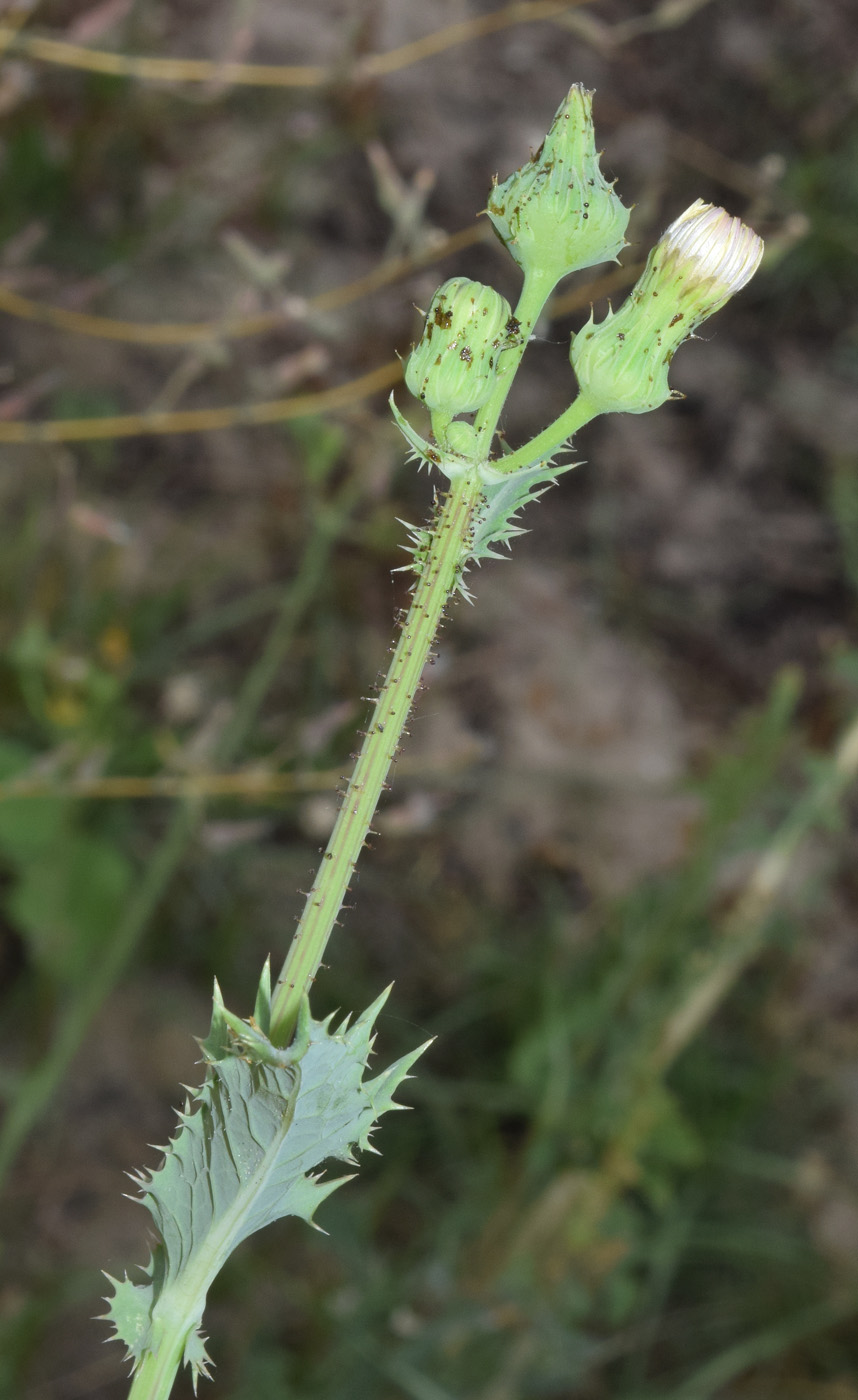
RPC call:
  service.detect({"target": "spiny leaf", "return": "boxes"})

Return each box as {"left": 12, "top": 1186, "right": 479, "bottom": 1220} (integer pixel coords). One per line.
{"left": 103, "top": 978, "right": 429, "bottom": 1386}
{"left": 468, "top": 454, "right": 580, "bottom": 569}
{"left": 183, "top": 1329, "right": 214, "bottom": 1391}
{"left": 99, "top": 1271, "right": 154, "bottom": 1372}
{"left": 390, "top": 395, "right": 582, "bottom": 594}
{"left": 389, "top": 396, "right": 473, "bottom": 480}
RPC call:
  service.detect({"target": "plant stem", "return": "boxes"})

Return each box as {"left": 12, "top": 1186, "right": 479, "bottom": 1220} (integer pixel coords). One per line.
{"left": 475, "top": 270, "right": 598, "bottom": 469}
{"left": 492, "top": 391, "right": 599, "bottom": 474}
{"left": 127, "top": 1337, "right": 187, "bottom": 1400}
{"left": 270, "top": 271, "right": 596, "bottom": 1043}
{"left": 473, "top": 269, "right": 556, "bottom": 450}
{"left": 270, "top": 469, "right": 483, "bottom": 1041}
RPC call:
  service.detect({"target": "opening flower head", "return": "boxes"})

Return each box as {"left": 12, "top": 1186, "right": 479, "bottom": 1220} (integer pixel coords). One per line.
{"left": 660, "top": 198, "right": 765, "bottom": 315}
{"left": 570, "top": 199, "right": 764, "bottom": 417}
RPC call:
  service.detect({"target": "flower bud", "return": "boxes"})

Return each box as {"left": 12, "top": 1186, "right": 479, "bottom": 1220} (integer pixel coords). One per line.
{"left": 570, "top": 199, "right": 764, "bottom": 416}
{"left": 405, "top": 277, "right": 514, "bottom": 418}
{"left": 486, "top": 84, "right": 630, "bottom": 286}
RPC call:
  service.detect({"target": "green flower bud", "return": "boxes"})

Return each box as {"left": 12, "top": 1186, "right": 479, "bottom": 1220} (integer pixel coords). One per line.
{"left": 486, "top": 84, "right": 630, "bottom": 286}
{"left": 404, "top": 277, "right": 514, "bottom": 418}
{"left": 443, "top": 420, "right": 480, "bottom": 458}
{"left": 570, "top": 199, "right": 765, "bottom": 416}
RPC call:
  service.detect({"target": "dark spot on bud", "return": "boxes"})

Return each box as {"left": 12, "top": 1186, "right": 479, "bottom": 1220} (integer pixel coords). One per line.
{"left": 434, "top": 308, "right": 453, "bottom": 329}
{"left": 460, "top": 345, "right": 473, "bottom": 363}
{"left": 669, "top": 312, "right": 684, "bottom": 327}
{"left": 506, "top": 316, "right": 521, "bottom": 336}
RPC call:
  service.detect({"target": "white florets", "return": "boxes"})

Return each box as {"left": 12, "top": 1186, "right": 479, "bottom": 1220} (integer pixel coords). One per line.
{"left": 663, "top": 198, "right": 764, "bottom": 294}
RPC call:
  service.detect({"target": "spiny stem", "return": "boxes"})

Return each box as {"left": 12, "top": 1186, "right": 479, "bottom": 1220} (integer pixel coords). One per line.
{"left": 270, "top": 273, "right": 591, "bottom": 1043}
{"left": 127, "top": 1339, "right": 187, "bottom": 1400}
{"left": 270, "top": 470, "right": 483, "bottom": 1042}
{"left": 474, "top": 272, "right": 598, "bottom": 471}
{"left": 473, "top": 269, "right": 555, "bottom": 451}
{"left": 493, "top": 391, "right": 599, "bottom": 474}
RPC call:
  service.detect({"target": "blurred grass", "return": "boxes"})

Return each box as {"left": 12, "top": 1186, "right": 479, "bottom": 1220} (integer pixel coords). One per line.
{"left": 0, "top": 3, "right": 857, "bottom": 1399}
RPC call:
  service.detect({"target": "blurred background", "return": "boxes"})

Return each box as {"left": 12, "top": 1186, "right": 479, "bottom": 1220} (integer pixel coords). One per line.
{"left": 0, "top": 1, "right": 857, "bottom": 1396}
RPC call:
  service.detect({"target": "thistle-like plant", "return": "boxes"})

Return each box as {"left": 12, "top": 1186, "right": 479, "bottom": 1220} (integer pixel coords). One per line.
{"left": 104, "top": 84, "right": 763, "bottom": 1397}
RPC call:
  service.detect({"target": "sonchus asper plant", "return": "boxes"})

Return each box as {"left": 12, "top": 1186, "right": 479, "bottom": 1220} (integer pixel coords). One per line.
{"left": 104, "top": 85, "right": 763, "bottom": 1398}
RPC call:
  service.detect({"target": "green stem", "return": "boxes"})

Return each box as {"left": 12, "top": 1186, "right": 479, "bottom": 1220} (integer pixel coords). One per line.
{"left": 494, "top": 391, "right": 600, "bottom": 474}
{"left": 127, "top": 1337, "right": 187, "bottom": 1400}
{"left": 270, "top": 470, "right": 483, "bottom": 1041}
{"left": 270, "top": 273, "right": 597, "bottom": 1042}
{"left": 476, "top": 270, "right": 599, "bottom": 471}
{"left": 473, "top": 269, "right": 556, "bottom": 449}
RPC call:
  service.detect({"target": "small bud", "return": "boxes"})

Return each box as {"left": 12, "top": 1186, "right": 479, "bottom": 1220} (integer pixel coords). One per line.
{"left": 486, "top": 84, "right": 630, "bottom": 286}
{"left": 404, "top": 277, "right": 514, "bottom": 420}
{"left": 443, "top": 421, "right": 480, "bottom": 458}
{"left": 570, "top": 199, "right": 764, "bottom": 416}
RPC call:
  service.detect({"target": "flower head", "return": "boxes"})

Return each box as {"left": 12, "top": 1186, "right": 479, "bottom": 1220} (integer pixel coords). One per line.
{"left": 486, "top": 85, "right": 631, "bottom": 288}
{"left": 570, "top": 199, "right": 764, "bottom": 416}
{"left": 405, "top": 277, "right": 514, "bottom": 421}
{"left": 660, "top": 199, "right": 765, "bottom": 313}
